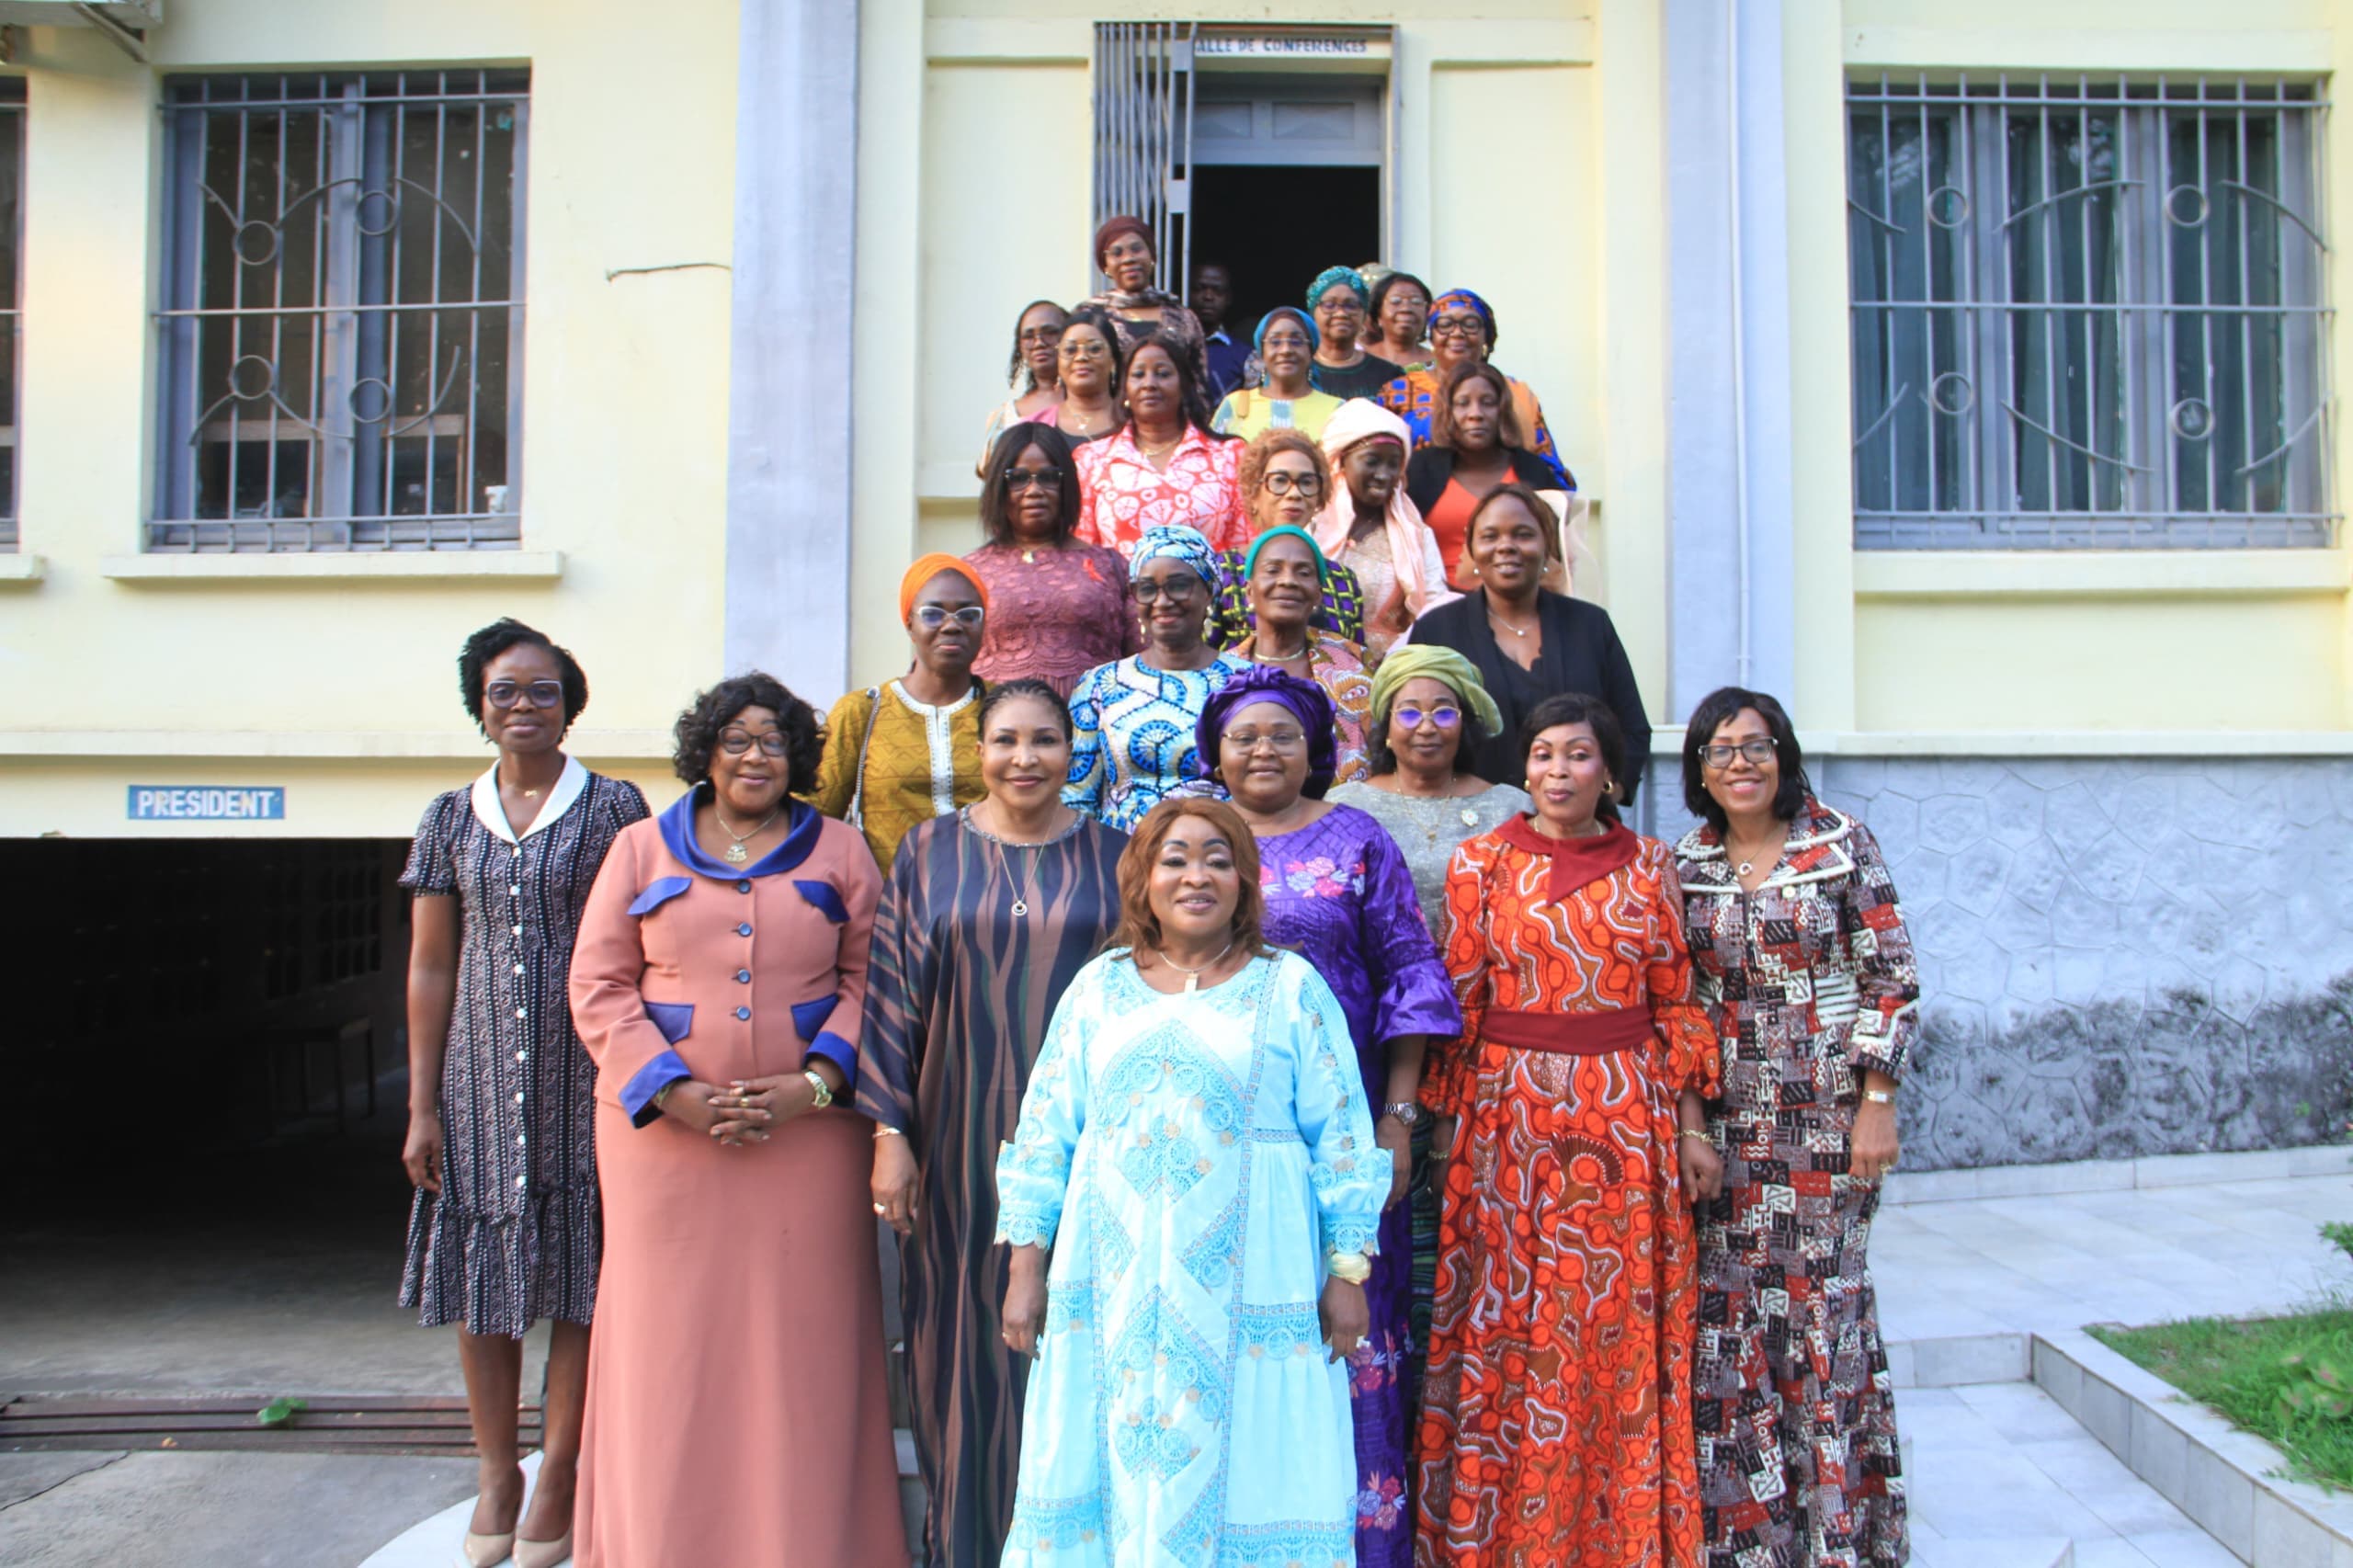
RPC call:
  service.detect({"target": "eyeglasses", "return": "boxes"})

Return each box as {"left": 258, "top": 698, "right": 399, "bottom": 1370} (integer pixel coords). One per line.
{"left": 1131, "top": 576, "right": 1203, "bottom": 603}
{"left": 1429, "top": 316, "right": 1486, "bottom": 341}
{"left": 1261, "top": 331, "right": 1311, "bottom": 353}
{"left": 1697, "top": 739, "right": 1778, "bottom": 769}
{"left": 1260, "top": 472, "right": 1322, "bottom": 496}
{"left": 1004, "top": 469, "right": 1063, "bottom": 491}
{"left": 1061, "top": 337, "right": 1110, "bottom": 359}
{"left": 1394, "top": 704, "right": 1462, "bottom": 731}
{"left": 913, "top": 605, "right": 986, "bottom": 630}
{"left": 1017, "top": 326, "right": 1063, "bottom": 346}
{"left": 486, "top": 679, "right": 563, "bottom": 710}
{"left": 1314, "top": 298, "right": 1364, "bottom": 317}
{"left": 719, "top": 730, "right": 790, "bottom": 756}
{"left": 1223, "top": 727, "right": 1307, "bottom": 752}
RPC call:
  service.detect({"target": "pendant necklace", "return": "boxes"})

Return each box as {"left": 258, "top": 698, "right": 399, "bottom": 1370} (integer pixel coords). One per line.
{"left": 714, "top": 801, "right": 782, "bottom": 864}
{"left": 1159, "top": 938, "right": 1235, "bottom": 994}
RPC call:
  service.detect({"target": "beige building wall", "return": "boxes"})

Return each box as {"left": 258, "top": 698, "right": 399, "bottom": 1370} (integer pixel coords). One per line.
{"left": 0, "top": 0, "right": 738, "bottom": 835}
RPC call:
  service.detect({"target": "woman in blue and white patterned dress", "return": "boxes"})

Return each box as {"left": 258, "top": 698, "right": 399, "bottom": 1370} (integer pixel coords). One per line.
{"left": 1063, "top": 523, "right": 1253, "bottom": 833}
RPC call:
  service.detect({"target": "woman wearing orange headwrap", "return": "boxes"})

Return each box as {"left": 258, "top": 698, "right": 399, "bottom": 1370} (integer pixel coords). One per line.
{"left": 803, "top": 556, "right": 990, "bottom": 868}
{"left": 1312, "top": 400, "right": 1459, "bottom": 661}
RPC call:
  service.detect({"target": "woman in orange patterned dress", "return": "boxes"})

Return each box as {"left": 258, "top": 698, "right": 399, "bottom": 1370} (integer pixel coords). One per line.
{"left": 1415, "top": 693, "right": 1722, "bottom": 1568}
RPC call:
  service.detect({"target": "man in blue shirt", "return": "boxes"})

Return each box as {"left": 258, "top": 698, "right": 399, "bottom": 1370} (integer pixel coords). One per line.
{"left": 1193, "top": 260, "right": 1251, "bottom": 402}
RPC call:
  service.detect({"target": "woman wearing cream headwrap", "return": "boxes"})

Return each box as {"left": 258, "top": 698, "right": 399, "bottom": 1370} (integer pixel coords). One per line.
{"left": 1312, "top": 399, "right": 1459, "bottom": 661}
{"left": 803, "top": 554, "right": 990, "bottom": 869}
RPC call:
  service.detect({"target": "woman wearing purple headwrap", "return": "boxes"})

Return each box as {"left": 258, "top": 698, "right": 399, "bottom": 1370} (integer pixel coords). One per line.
{"left": 1195, "top": 665, "right": 1461, "bottom": 1568}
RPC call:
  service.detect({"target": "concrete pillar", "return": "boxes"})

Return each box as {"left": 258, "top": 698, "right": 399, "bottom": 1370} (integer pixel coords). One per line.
{"left": 723, "top": 0, "right": 860, "bottom": 699}
{"left": 1662, "top": 0, "right": 1801, "bottom": 721}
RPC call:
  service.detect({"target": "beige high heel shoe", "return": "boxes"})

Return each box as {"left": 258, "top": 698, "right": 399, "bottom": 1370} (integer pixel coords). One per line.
{"left": 514, "top": 1531, "right": 572, "bottom": 1568}
{"left": 459, "top": 1528, "right": 514, "bottom": 1567}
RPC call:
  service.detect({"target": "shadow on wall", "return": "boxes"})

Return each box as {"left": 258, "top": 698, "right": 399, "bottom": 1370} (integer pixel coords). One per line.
{"left": 1902, "top": 973, "right": 2353, "bottom": 1171}
{"left": 1813, "top": 754, "right": 2353, "bottom": 1174}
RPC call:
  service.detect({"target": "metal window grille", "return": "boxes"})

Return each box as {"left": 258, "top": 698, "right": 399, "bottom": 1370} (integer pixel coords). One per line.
{"left": 149, "top": 70, "right": 529, "bottom": 552}
{"left": 1093, "top": 23, "right": 1196, "bottom": 301}
{"left": 1847, "top": 74, "right": 2333, "bottom": 549}
{"left": 0, "top": 85, "right": 24, "bottom": 552}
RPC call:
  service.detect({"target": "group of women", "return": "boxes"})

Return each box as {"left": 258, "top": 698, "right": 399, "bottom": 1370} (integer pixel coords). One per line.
{"left": 397, "top": 217, "right": 1919, "bottom": 1568}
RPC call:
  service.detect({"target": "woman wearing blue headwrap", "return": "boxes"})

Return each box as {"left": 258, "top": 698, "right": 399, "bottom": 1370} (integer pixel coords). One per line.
{"left": 1377, "top": 288, "right": 1572, "bottom": 489}
{"left": 1062, "top": 524, "right": 1254, "bottom": 833}
{"left": 1211, "top": 307, "right": 1342, "bottom": 442}
{"left": 1229, "top": 523, "right": 1373, "bottom": 786}
{"left": 1306, "top": 265, "right": 1404, "bottom": 400}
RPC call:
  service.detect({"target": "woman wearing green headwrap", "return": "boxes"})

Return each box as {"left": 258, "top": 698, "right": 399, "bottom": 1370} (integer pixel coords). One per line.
{"left": 1326, "top": 645, "right": 1530, "bottom": 935}
{"left": 1231, "top": 521, "right": 1373, "bottom": 786}
{"left": 1324, "top": 642, "right": 1529, "bottom": 1420}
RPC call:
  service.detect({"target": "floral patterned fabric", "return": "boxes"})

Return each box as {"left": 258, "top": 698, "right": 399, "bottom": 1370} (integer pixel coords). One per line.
{"left": 1254, "top": 804, "right": 1461, "bottom": 1568}
{"left": 1674, "top": 800, "right": 1915, "bottom": 1568}
{"left": 965, "top": 541, "right": 1142, "bottom": 699}
{"left": 1074, "top": 426, "right": 1252, "bottom": 560}
{"left": 1417, "top": 824, "right": 1718, "bottom": 1568}
{"left": 994, "top": 949, "right": 1385, "bottom": 1568}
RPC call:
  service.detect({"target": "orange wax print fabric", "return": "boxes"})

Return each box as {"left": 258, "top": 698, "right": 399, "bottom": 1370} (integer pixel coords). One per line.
{"left": 1415, "top": 824, "right": 1718, "bottom": 1568}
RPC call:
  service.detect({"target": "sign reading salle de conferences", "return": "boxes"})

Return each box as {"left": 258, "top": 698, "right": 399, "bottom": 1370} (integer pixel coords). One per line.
{"left": 129, "top": 786, "right": 286, "bottom": 822}
{"left": 1196, "top": 33, "right": 1388, "bottom": 59}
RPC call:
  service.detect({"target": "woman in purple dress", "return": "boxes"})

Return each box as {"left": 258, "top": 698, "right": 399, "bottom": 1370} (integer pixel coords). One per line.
{"left": 1193, "top": 664, "right": 1461, "bottom": 1568}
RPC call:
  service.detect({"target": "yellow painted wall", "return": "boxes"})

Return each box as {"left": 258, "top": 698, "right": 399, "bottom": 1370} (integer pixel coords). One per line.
{"left": 0, "top": 0, "right": 738, "bottom": 837}
{"left": 1824, "top": 0, "right": 2353, "bottom": 733}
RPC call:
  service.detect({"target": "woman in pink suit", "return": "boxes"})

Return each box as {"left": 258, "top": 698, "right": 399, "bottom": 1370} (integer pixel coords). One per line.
{"left": 569, "top": 672, "right": 906, "bottom": 1568}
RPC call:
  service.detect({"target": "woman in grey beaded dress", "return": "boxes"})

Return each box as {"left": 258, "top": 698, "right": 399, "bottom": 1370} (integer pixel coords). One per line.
{"left": 1324, "top": 642, "right": 1526, "bottom": 1400}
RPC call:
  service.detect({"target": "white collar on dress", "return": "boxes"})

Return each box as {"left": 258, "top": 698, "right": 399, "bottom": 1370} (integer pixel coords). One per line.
{"left": 470, "top": 754, "right": 588, "bottom": 844}
{"left": 886, "top": 679, "right": 979, "bottom": 720}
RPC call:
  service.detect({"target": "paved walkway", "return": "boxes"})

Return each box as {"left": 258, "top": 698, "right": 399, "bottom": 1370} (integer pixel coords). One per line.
{"left": 1875, "top": 1165, "right": 2353, "bottom": 1566}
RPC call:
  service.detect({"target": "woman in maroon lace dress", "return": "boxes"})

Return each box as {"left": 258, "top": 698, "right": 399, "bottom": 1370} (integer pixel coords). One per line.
{"left": 965, "top": 422, "right": 1139, "bottom": 699}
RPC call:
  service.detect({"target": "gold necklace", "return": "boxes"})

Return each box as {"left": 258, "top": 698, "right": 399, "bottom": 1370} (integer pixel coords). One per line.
{"left": 1157, "top": 938, "right": 1236, "bottom": 994}
{"left": 713, "top": 801, "right": 781, "bottom": 864}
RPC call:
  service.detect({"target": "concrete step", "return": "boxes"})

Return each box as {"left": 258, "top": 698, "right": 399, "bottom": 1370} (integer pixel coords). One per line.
{"left": 1911, "top": 1532, "right": 2071, "bottom": 1568}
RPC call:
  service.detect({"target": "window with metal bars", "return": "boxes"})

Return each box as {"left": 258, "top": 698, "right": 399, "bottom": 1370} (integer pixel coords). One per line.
{"left": 1847, "top": 74, "right": 2332, "bottom": 550}
{"left": 149, "top": 70, "right": 528, "bottom": 552}
{"left": 0, "top": 84, "right": 22, "bottom": 552}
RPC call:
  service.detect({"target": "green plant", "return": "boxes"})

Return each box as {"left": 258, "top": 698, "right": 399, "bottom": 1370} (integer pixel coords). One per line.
{"left": 2324, "top": 1221, "right": 2353, "bottom": 1263}
{"left": 2278, "top": 1349, "right": 2353, "bottom": 1423}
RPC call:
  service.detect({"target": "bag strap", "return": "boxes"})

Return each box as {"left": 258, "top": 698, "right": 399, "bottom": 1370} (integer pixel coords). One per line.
{"left": 844, "top": 687, "right": 883, "bottom": 829}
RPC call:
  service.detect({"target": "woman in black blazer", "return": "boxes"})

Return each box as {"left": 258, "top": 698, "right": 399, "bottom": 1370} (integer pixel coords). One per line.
{"left": 1404, "top": 481, "right": 1649, "bottom": 801}
{"left": 1404, "top": 361, "right": 1574, "bottom": 591}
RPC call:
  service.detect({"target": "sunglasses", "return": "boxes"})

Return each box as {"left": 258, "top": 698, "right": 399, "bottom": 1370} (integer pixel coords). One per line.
{"left": 913, "top": 605, "right": 986, "bottom": 630}
{"left": 1004, "top": 469, "right": 1064, "bottom": 491}
{"left": 486, "top": 679, "right": 563, "bottom": 710}
{"left": 1394, "top": 705, "right": 1462, "bottom": 731}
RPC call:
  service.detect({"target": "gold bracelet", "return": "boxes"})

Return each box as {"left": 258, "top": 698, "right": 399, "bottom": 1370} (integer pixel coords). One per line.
{"left": 801, "top": 1069, "right": 835, "bottom": 1111}
{"left": 1325, "top": 1252, "right": 1372, "bottom": 1285}
{"left": 1677, "top": 1129, "right": 1711, "bottom": 1143}
{"left": 654, "top": 1079, "right": 680, "bottom": 1110}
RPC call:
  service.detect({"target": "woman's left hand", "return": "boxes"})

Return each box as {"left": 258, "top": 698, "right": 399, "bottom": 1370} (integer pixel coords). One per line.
{"left": 1319, "top": 1277, "right": 1370, "bottom": 1365}
{"left": 1851, "top": 1098, "right": 1900, "bottom": 1183}
{"left": 1373, "top": 1116, "right": 1412, "bottom": 1211}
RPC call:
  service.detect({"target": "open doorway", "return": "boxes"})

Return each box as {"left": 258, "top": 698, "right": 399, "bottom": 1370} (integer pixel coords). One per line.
{"left": 1188, "top": 165, "right": 1381, "bottom": 336}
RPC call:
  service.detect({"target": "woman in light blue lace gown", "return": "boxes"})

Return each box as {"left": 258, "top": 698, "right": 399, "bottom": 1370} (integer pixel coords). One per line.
{"left": 995, "top": 798, "right": 1385, "bottom": 1568}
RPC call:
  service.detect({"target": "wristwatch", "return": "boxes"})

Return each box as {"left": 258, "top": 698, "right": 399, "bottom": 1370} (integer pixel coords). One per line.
{"left": 1860, "top": 1087, "right": 1896, "bottom": 1106}
{"left": 1380, "top": 1102, "right": 1421, "bottom": 1127}
{"left": 802, "top": 1069, "right": 835, "bottom": 1110}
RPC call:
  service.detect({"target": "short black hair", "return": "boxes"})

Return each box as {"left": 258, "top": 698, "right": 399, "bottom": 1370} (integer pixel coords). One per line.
{"left": 458, "top": 618, "right": 588, "bottom": 734}
{"left": 1519, "top": 692, "right": 1627, "bottom": 823}
{"left": 1365, "top": 676, "right": 1496, "bottom": 778}
{"left": 978, "top": 677, "right": 1074, "bottom": 742}
{"left": 670, "top": 672, "right": 824, "bottom": 794}
{"left": 979, "top": 421, "right": 1082, "bottom": 547}
{"left": 1370, "top": 269, "right": 1429, "bottom": 315}
{"left": 1680, "top": 685, "right": 1811, "bottom": 833}
{"left": 1004, "top": 298, "right": 1066, "bottom": 381}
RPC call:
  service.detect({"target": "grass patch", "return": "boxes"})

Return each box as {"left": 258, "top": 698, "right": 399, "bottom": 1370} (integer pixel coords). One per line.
{"left": 2091, "top": 1310, "right": 2353, "bottom": 1492}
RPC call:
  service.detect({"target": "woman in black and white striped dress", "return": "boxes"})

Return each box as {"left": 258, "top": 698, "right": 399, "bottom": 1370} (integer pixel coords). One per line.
{"left": 399, "top": 618, "right": 647, "bottom": 1568}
